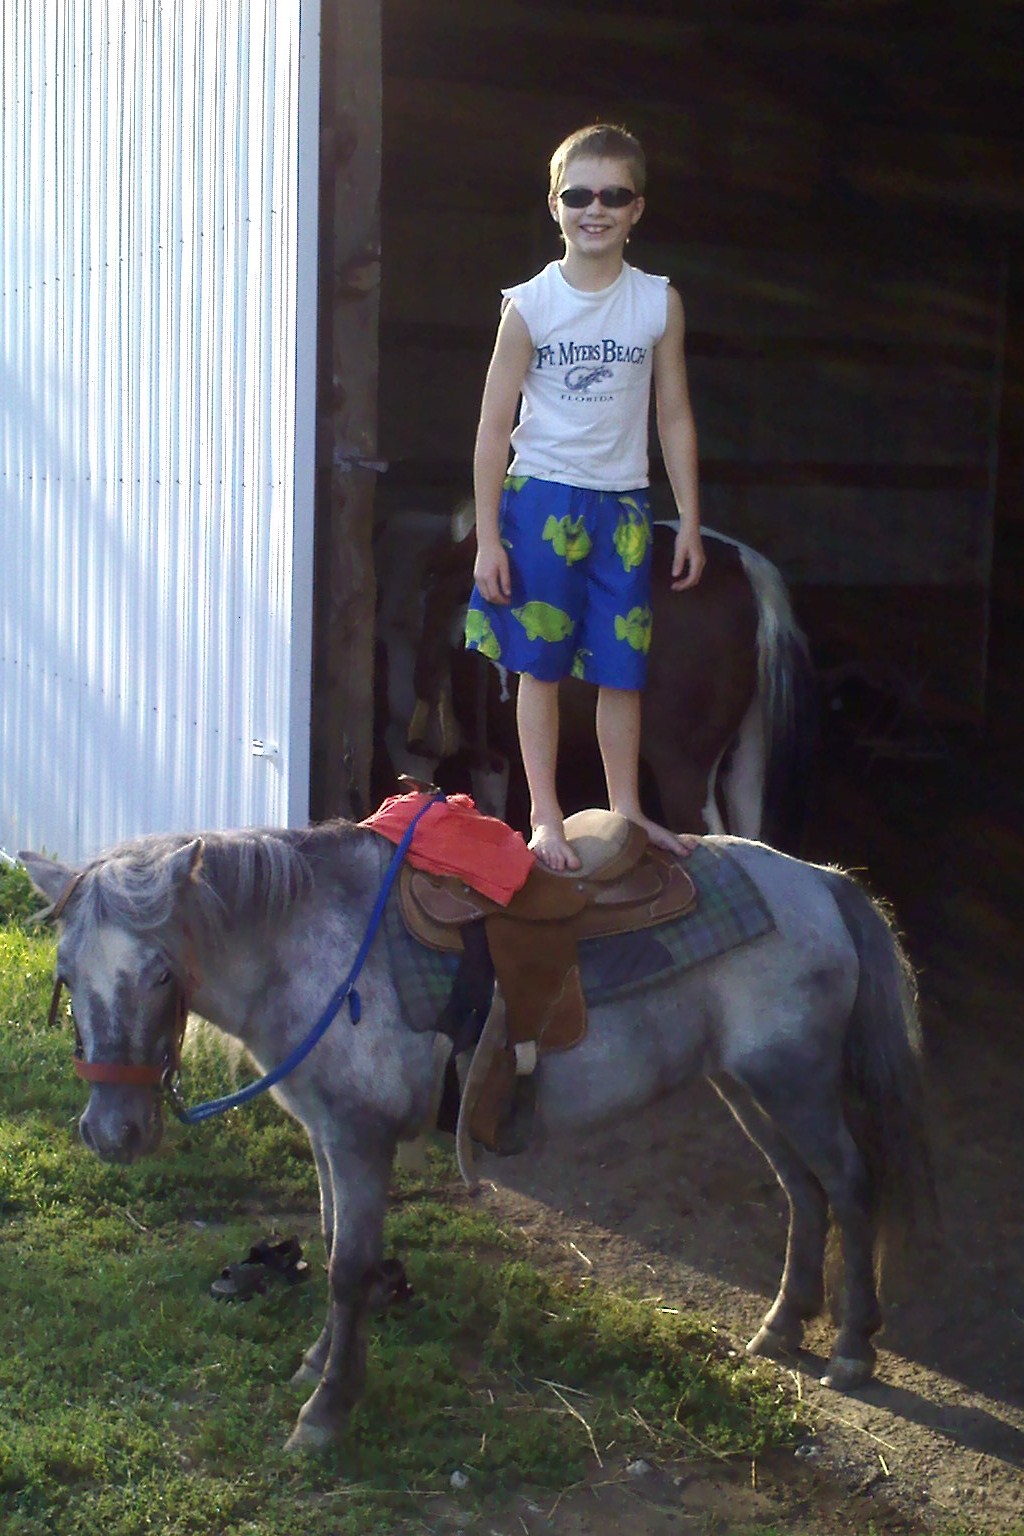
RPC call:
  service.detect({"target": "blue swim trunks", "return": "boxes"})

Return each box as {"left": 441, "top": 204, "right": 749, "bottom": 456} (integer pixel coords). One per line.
{"left": 465, "top": 477, "right": 654, "bottom": 688}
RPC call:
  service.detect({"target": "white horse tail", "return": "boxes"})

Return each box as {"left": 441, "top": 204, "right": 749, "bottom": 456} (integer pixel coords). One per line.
{"left": 822, "top": 868, "right": 938, "bottom": 1262}
{"left": 726, "top": 535, "right": 818, "bottom": 851}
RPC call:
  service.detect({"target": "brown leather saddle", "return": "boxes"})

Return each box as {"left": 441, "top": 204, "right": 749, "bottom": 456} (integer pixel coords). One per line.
{"left": 399, "top": 809, "right": 697, "bottom": 1149}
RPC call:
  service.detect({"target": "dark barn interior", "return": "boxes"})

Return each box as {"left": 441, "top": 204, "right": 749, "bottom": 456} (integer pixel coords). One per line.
{"left": 306, "top": 4, "right": 1024, "bottom": 994}
{"left": 376, "top": 0, "right": 1022, "bottom": 718}
{"left": 313, "top": 1, "right": 1023, "bottom": 816}
{"left": 307, "top": 3, "right": 1024, "bottom": 1515}
{"left": 365, "top": 0, "right": 1024, "bottom": 954}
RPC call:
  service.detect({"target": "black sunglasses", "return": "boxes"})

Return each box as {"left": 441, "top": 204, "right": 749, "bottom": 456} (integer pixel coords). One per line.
{"left": 558, "top": 185, "right": 637, "bottom": 209}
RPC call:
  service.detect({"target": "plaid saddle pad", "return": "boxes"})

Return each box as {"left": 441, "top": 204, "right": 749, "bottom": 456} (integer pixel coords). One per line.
{"left": 380, "top": 839, "right": 775, "bottom": 1036}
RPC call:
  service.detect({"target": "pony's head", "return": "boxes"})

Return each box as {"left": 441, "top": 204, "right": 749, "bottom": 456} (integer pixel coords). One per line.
{"left": 20, "top": 839, "right": 205, "bottom": 1163}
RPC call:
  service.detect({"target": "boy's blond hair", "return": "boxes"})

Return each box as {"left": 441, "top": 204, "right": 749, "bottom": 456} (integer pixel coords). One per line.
{"left": 548, "top": 124, "right": 647, "bottom": 197}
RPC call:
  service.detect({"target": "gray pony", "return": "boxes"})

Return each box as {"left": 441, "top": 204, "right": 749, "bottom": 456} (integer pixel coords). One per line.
{"left": 21, "top": 820, "right": 933, "bottom": 1453}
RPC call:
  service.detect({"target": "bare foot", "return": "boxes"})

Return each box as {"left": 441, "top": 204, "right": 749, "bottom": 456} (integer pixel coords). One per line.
{"left": 618, "top": 811, "right": 701, "bottom": 859}
{"left": 529, "top": 822, "right": 582, "bottom": 872}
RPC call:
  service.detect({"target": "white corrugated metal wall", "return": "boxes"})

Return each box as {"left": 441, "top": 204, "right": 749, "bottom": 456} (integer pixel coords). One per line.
{"left": 0, "top": 0, "right": 320, "bottom": 861}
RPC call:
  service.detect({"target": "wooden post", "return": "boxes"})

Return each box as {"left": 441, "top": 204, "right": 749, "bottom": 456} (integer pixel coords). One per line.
{"left": 310, "top": 0, "right": 382, "bottom": 820}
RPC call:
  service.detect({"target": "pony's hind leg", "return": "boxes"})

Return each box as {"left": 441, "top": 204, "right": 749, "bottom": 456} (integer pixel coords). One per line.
{"left": 729, "top": 1060, "right": 882, "bottom": 1390}
{"left": 718, "top": 696, "right": 765, "bottom": 839}
{"left": 711, "top": 1075, "right": 828, "bottom": 1356}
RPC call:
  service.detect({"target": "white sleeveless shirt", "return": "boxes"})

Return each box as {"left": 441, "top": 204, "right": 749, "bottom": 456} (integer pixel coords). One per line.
{"left": 503, "top": 260, "right": 669, "bottom": 492}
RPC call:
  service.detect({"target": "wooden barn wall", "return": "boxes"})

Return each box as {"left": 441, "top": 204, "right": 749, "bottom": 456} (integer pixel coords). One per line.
{"left": 374, "top": 1, "right": 1021, "bottom": 721}
{"left": 311, "top": 0, "right": 381, "bottom": 818}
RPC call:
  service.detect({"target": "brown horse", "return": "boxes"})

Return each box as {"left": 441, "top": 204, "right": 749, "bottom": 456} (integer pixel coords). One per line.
{"left": 374, "top": 506, "right": 817, "bottom": 849}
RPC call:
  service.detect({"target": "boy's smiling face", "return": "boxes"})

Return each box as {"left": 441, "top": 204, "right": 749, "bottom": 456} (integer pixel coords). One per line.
{"left": 549, "top": 155, "right": 645, "bottom": 261}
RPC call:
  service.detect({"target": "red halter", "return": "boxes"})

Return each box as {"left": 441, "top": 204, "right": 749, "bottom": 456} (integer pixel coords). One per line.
{"left": 48, "top": 975, "right": 191, "bottom": 1088}
{"left": 46, "top": 872, "right": 195, "bottom": 1090}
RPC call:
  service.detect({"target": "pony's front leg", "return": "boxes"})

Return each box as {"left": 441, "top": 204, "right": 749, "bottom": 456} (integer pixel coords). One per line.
{"left": 291, "top": 1137, "right": 337, "bottom": 1390}
{"left": 285, "top": 1135, "right": 395, "bottom": 1453}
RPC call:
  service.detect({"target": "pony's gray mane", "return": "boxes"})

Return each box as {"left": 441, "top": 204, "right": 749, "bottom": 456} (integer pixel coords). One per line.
{"left": 77, "top": 823, "right": 365, "bottom": 948}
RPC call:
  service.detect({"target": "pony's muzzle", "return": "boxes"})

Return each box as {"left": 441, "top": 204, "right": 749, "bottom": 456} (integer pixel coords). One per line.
{"left": 79, "top": 1087, "right": 163, "bottom": 1163}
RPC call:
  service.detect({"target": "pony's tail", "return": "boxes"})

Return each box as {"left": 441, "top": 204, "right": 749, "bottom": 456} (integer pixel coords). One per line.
{"left": 738, "top": 542, "right": 819, "bottom": 853}
{"left": 823, "top": 868, "right": 938, "bottom": 1271}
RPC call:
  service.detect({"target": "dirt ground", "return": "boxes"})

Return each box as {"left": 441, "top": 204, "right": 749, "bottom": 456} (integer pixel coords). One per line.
{"left": 430, "top": 657, "right": 1024, "bottom": 1535}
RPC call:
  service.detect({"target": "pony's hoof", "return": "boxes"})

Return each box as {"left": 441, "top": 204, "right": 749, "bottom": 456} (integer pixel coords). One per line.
{"left": 820, "top": 1355, "right": 873, "bottom": 1391}
{"left": 283, "top": 1417, "right": 335, "bottom": 1454}
{"left": 290, "top": 1360, "right": 321, "bottom": 1389}
{"left": 746, "top": 1323, "right": 801, "bottom": 1359}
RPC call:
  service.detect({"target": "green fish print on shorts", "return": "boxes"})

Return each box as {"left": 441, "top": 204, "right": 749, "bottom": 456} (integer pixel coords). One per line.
{"left": 512, "top": 601, "right": 575, "bottom": 643}
{"left": 615, "top": 605, "right": 653, "bottom": 653}
{"left": 571, "top": 648, "right": 593, "bottom": 680}
{"left": 503, "top": 474, "right": 531, "bottom": 493}
{"left": 542, "top": 513, "right": 593, "bottom": 566}
{"left": 613, "top": 497, "right": 653, "bottom": 572}
{"left": 465, "top": 608, "right": 501, "bottom": 660}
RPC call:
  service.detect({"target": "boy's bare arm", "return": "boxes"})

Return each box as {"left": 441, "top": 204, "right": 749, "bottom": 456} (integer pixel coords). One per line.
{"left": 654, "top": 288, "right": 704, "bottom": 590}
{"left": 473, "top": 305, "right": 533, "bottom": 605}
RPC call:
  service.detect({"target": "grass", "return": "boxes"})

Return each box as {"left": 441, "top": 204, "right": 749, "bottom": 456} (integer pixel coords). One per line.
{"left": 0, "top": 863, "right": 822, "bottom": 1532}
{"left": 0, "top": 858, "right": 48, "bottom": 927}
{"left": 1, "top": 861, "right": 1019, "bottom": 1536}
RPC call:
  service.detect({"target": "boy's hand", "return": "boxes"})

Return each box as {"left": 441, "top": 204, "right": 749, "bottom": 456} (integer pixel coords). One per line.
{"left": 671, "top": 528, "right": 705, "bottom": 591}
{"left": 474, "top": 541, "right": 512, "bottom": 605}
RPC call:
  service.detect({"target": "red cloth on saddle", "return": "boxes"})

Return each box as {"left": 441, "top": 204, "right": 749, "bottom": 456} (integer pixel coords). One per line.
{"left": 358, "top": 792, "right": 534, "bottom": 905}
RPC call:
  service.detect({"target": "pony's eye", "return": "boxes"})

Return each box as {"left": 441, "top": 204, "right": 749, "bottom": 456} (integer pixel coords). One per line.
{"left": 156, "top": 970, "right": 172, "bottom": 987}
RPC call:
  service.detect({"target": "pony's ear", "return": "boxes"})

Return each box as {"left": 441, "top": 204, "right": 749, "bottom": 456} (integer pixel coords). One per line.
{"left": 164, "top": 838, "right": 205, "bottom": 891}
{"left": 18, "top": 852, "right": 77, "bottom": 908}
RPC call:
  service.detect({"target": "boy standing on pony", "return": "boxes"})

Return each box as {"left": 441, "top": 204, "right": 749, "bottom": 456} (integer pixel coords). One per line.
{"left": 466, "top": 123, "right": 704, "bottom": 871}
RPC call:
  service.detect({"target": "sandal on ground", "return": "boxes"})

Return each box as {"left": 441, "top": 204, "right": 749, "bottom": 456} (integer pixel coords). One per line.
{"left": 245, "top": 1236, "right": 311, "bottom": 1285}
{"left": 210, "top": 1260, "right": 270, "bottom": 1301}
{"left": 210, "top": 1234, "right": 311, "bottom": 1301}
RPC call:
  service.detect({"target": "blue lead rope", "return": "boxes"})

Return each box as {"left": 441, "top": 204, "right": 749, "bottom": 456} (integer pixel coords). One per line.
{"left": 166, "top": 793, "right": 445, "bottom": 1125}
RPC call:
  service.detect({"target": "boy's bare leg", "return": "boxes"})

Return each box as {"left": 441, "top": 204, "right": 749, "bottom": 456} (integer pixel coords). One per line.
{"left": 516, "top": 674, "right": 581, "bottom": 871}
{"left": 596, "top": 686, "right": 699, "bottom": 855}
